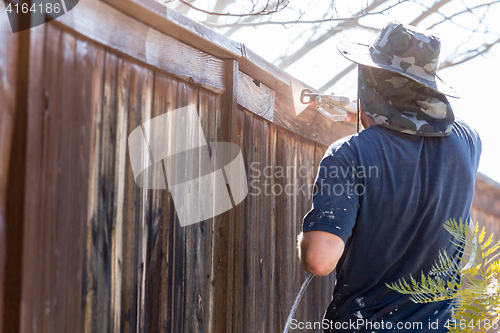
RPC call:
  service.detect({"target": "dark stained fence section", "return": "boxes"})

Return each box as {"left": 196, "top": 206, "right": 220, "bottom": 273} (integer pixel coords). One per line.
{"left": 8, "top": 1, "right": 498, "bottom": 333}
{"left": 18, "top": 20, "right": 337, "bottom": 333}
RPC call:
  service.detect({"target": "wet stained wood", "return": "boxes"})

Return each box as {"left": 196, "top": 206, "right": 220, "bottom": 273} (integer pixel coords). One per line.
{"left": 15, "top": 20, "right": 348, "bottom": 333}
{"left": 144, "top": 71, "right": 169, "bottom": 333}
{"left": 273, "top": 127, "right": 287, "bottom": 329}
{"left": 241, "top": 110, "right": 256, "bottom": 332}
{"left": 19, "top": 24, "right": 46, "bottom": 333}
{"left": 12, "top": 1, "right": 500, "bottom": 333}
{"left": 0, "top": 7, "right": 30, "bottom": 333}
{"left": 224, "top": 60, "right": 239, "bottom": 333}
{"left": 121, "top": 62, "right": 153, "bottom": 332}
{"left": 86, "top": 51, "right": 119, "bottom": 333}
{"left": 182, "top": 85, "right": 203, "bottom": 333}
{"left": 266, "top": 123, "right": 278, "bottom": 332}
{"left": 0, "top": 6, "right": 18, "bottom": 208}
{"left": 153, "top": 74, "right": 178, "bottom": 333}
{"left": 81, "top": 41, "right": 106, "bottom": 333}
{"left": 230, "top": 107, "right": 245, "bottom": 333}
{"left": 257, "top": 117, "right": 271, "bottom": 332}
{"left": 39, "top": 24, "right": 62, "bottom": 333}
{"left": 136, "top": 65, "right": 154, "bottom": 333}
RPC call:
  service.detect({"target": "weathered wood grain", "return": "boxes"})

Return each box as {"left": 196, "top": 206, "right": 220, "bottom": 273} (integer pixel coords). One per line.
{"left": 144, "top": 71, "right": 169, "bottom": 333}
{"left": 81, "top": 40, "right": 106, "bottom": 333}
{"left": 0, "top": 5, "right": 18, "bottom": 209}
{"left": 19, "top": 23, "right": 46, "bottom": 333}
{"left": 136, "top": 65, "right": 154, "bottom": 333}
{"left": 157, "top": 73, "right": 179, "bottom": 333}
{"left": 54, "top": 0, "right": 358, "bottom": 147}
{"left": 56, "top": 0, "right": 226, "bottom": 95}
{"left": 0, "top": 6, "right": 31, "bottom": 333}
{"left": 239, "top": 46, "right": 291, "bottom": 97}
{"left": 193, "top": 88, "right": 220, "bottom": 333}
{"left": 237, "top": 71, "right": 275, "bottom": 122}
{"left": 11, "top": 3, "right": 500, "bottom": 333}
{"left": 273, "top": 127, "right": 287, "bottom": 330}
{"left": 257, "top": 117, "right": 268, "bottom": 332}
{"left": 102, "top": 0, "right": 242, "bottom": 60}
{"left": 266, "top": 123, "right": 278, "bottom": 332}
{"left": 99, "top": 0, "right": 296, "bottom": 97}
{"left": 86, "top": 51, "right": 119, "bottom": 333}
{"left": 39, "top": 24, "right": 63, "bottom": 333}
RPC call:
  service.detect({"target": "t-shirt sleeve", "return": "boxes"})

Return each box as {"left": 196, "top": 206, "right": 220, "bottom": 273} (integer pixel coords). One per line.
{"left": 302, "top": 145, "right": 360, "bottom": 243}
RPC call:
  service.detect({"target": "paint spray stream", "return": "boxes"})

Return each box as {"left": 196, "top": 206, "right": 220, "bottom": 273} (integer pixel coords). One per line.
{"left": 282, "top": 273, "right": 314, "bottom": 333}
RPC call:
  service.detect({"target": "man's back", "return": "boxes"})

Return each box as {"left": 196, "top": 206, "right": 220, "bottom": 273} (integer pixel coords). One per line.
{"left": 302, "top": 119, "right": 481, "bottom": 332}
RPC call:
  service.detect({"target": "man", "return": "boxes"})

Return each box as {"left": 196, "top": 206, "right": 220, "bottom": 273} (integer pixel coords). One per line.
{"left": 298, "top": 22, "right": 481, "bottom": 332}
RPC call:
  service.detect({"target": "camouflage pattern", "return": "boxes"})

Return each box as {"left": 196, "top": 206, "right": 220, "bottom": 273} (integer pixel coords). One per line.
{"left": 337, "top": 21, "right": 458, "bottom": 97}
{"left": 370, "top": 22, "right": 441, "bottom": 83}
{"left": 359, "top": 65, "right": 455, "bottom": 137}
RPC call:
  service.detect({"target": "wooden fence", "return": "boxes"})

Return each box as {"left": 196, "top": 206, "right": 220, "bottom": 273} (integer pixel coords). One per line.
{"left": 0, "top": 0, "right": 499, "bottom": 332}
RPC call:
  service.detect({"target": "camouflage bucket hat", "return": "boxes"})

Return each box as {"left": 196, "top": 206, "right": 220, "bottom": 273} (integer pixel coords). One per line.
{"left": 337, "top": 21, "right": 458, "bottom": 98}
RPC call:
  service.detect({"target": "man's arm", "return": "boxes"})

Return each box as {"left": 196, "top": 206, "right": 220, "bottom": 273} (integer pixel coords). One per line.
{"left": 297, "top": 230, "right": 345, "bottom": 277}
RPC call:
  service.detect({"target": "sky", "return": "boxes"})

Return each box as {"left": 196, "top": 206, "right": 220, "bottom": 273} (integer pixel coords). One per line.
{"left": 190, "top": 0, "right": 500, "bottom": 183}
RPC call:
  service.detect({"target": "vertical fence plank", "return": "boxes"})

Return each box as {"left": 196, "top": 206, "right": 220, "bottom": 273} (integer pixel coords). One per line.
{"left": 109, "top": 55, "right": 133, "bottom": 333}
{"left": 274, "top": 128, "right": 287, "bottom": 330}
{"left": 182, "top": 86, "right": 202, "bottom": 333}
{"left": 158, "top": 74, "right": 178, "bottom": 333}
{"left": 194, "top": 89, "right": 220, "bottom": 333}
{"left": 258, "top": 118, "right": 274, "bottom": 332}
{"left": 144, "top": 71, "right": 169, "bottom": 333}
{"left": 241, "top": 110, "right": 256, "bottom": 333}
{"left": 250, "top": 113, "right": 262, "bottom": 332}
{"left": 231, "top": 107, "right": 246, "bottom": 333}
{"left": 19, "top": 23, "right": 46, "bottom": 333}
{"left": 40, "top": 24, "right": 62, "bottom": 333}
{"left": 82, "top": 42, "right": 106, "bottom": 333}
{"left": 12, "top": 14, "right": 346, "bottom": 333}
{"left": 170, "top": 81, "right": 197, "bottom": 333}
{"left": 266, "top": 123, "right": 278, "bottom": 332}
{"left": 136, "top": 66, "right": 154, "bottom": 333}
{"left": 87, "top": 51, "right": 119, "bottom": 333}
{"left": 53, "top": 30, "right": 77, "bottom": 333}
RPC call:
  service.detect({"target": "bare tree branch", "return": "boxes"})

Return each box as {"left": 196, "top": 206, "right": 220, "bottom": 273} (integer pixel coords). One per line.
{"left": 203, "top": 2, "right": 407, "bottom": 28}
{"left": 438, "top": 36, "right": 500, "bottom": 70}
{"left": 318, "top": 0, "right": 455, "bottom": 92}
{"left": 206, "top": 0, "right": 232, "bottom": 23}
{"left": 174, "top": 0, "right": 196, "bottom": 15}
{"left": 427, "top": 0, "right": 500, "bottom": 29}
{"left": 177, "top": 0, "right": 291, "bottom": 17}
{"left": 174, "top": 0, "right": 500, "bottom": 96}
{"left": 274, "top": 0, "right": 394, "bottom": 70}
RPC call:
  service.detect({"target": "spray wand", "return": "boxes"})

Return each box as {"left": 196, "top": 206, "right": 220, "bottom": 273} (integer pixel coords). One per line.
{"left": 300, "top": 89, "right": 357, "bottom": 122}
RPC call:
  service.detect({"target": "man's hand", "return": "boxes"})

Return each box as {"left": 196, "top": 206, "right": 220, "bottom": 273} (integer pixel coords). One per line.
{"left": 344, "top": 99, "right": 358, "bottom": 123}
{"left": 297, "top": 231, "right": 345, "bottom": 276}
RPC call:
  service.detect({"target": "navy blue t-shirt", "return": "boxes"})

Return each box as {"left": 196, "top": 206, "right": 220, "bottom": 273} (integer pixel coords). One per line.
{"left": 302, "top": 119, "right": 481, "bottom": 332}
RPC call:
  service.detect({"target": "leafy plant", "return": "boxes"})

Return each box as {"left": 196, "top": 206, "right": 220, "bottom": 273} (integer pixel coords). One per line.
{"left": 386, "top": 218, "right": 500, "bottom": 332}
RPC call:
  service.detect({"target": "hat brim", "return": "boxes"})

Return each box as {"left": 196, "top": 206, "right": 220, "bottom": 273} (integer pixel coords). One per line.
{"left": 337, "top": 41, "right": 459, "bottom": 98}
